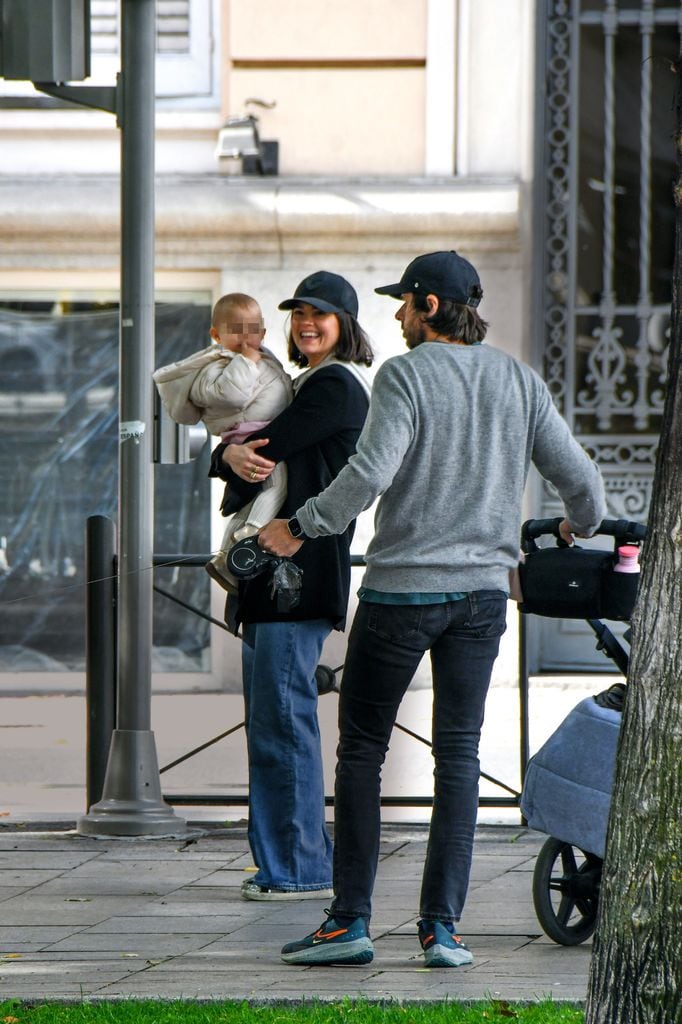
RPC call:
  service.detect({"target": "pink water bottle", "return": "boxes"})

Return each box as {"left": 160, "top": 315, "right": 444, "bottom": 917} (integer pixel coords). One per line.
{"left": 613, "top": 544, "right": 640, "bottom": 574}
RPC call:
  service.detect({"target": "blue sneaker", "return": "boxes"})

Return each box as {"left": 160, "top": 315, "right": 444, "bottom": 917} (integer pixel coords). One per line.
{"left": 281, "top": 916, "right": 374, "bottom": 966}
{"left": 418, "top": 919, "right": 473, "bottom": 967}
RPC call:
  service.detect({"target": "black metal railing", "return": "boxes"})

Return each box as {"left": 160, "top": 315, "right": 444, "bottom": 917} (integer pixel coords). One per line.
{"left": 86, "top": 515, "right": 529, "bottom": 813}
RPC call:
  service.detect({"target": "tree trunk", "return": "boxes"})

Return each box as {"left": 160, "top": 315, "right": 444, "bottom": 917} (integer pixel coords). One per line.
{"left": 585, "top": 59, "right": 682, "bottom": 1024}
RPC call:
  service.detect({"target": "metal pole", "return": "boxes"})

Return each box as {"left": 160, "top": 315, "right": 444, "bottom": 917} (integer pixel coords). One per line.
{"left": 79, "top": 0, "right": 184, "bottom": 836}
{"left": 115, "top": 0, "right": 154, "bottom": 736}
{"left": 518, "top": 608, "right": 530, "bottom": 823}
{"left": 84, "top": 515, "right": 117, "bottom": 809}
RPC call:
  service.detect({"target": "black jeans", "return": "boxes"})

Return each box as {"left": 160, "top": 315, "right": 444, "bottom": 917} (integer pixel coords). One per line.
{"left": 331, "top": 591, "right": 507, "bottom": 924}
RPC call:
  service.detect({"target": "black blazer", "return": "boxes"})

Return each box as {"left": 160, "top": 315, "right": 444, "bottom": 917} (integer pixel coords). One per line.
{"left": 209, "top": 364, "right": 369, "bottom": 628}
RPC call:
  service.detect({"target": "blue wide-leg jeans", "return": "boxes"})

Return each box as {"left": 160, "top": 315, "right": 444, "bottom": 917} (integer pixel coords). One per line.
{"left": 241, "top": 618, "right": 334, "bottom": 890}
{"left": 331, "top": 592, "right": 507, "bottom": 923}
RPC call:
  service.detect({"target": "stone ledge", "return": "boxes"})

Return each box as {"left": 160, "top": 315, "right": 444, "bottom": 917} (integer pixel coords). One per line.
{"left": 0, "top": 175, "right": 521, "bottom": 268}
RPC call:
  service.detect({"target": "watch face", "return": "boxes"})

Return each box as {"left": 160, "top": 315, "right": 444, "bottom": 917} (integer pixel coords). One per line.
{"left": 288, "top": 517, "right": 303, "bottom": 538}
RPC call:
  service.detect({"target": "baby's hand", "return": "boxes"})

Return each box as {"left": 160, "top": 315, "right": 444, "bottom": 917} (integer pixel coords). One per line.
{"left": 241, "top": 339, "right": 262, "bottom": 362}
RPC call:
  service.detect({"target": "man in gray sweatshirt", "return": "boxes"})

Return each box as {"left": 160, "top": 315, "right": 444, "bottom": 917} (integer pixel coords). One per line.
{"left": 257, "top": 251, "right": 607, "bottom": 969}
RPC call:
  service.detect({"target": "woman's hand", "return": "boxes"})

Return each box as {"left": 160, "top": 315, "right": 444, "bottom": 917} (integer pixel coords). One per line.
{"left": 222, "top": 438, "right": 276, "bottom": 482}
{"left": 259, "top": 519, "right": 304, "bottom": 557}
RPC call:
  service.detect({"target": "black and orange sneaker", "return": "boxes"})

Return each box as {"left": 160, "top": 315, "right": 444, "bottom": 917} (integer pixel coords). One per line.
{"left": 280, "top": 915, "right": 374, "bottom": 965}
{"left": 418, "top": 919, "right": 473, "bottom": 967}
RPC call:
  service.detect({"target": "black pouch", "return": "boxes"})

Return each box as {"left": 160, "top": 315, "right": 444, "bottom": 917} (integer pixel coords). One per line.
{"left": 227, "top": 537, "right": 303, "bottom": 612}
{"left": 227, "top": 536, "right": 276, "bottom": 579}
{"left": 518, "top": 545, "right": 639, "bottom": 621}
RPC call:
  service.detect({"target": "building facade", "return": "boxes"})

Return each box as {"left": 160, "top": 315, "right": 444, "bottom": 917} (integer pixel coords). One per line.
{"left": 0, "top": 0, "right": 676, "bottom": 692}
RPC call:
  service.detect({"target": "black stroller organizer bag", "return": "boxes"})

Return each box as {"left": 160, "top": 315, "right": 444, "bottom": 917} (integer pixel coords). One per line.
{"left": 518, "top": 517, "right": 646, "bottom": 621}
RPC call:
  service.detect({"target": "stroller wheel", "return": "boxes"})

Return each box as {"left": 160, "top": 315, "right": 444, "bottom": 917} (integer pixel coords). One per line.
{"left": 532, "top": 836, "right": 602, "bottom": 945}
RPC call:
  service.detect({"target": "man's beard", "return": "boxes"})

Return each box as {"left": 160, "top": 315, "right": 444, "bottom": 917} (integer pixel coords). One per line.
{"left": 404, "top": 323, "right": 428, "bottom": 349}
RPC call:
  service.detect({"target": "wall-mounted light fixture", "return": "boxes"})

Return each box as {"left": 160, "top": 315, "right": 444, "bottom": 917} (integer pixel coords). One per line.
{"left": 215, "top": 115, "right": 261, "bottom": 160}
{"left": 215, "top": 99, "right": 278, "bottom": 175}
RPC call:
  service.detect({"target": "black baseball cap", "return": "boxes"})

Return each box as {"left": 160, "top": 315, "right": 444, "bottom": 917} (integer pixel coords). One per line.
{"left": 278, "top": 271, "right": 359, "bottom": 318}
{"left": 375, "top": 251, "right": 483, "bottom": 307}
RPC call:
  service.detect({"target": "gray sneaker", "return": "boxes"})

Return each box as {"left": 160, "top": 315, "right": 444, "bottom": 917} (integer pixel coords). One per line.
{"left": 418, "top": 919, "right": 473, "bottom": 967}
{"left": 240, "top": 879, "right": 333, "bottom": 901}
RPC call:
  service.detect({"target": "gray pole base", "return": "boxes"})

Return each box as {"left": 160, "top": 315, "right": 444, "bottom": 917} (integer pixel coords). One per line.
{"left": 78, "top": 730, "right": 186, "bottom": 837}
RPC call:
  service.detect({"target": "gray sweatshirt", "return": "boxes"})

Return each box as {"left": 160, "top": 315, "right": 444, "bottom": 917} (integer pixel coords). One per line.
{"left": 297, "top": 341, "right": 607, "bottom": 595}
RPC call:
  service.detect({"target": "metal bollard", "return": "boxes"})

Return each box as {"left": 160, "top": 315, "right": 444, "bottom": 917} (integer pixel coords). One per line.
{"left": 85, "top": 515, "right": 117, "bottom": 809}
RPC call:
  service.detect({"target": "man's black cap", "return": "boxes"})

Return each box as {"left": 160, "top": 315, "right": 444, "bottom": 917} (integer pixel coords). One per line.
{"left": 375, "top": 251, "right": 483, "bottom": 307}
{"left": 278, "top": 271, "right": 359, "bottom": 318}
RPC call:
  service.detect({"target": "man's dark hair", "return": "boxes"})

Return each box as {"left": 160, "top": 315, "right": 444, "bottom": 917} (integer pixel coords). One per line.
{"left": 287, "top": 312, "right": 374, "bottom": 367}
{"left": 413, "top": 294, "right": 488, "bottom": 345}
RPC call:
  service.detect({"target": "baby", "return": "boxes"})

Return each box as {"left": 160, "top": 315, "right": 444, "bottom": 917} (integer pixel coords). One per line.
{"left": 153, "top": 292, "right": 293, "bottom": 590}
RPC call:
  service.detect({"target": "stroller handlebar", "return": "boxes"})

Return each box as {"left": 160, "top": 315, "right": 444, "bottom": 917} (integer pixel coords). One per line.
{"left": 521, "top": 516, "right": 647, "bottom": 549}
{"left": 521, "top": 518, "right": 564, "bottom": 543}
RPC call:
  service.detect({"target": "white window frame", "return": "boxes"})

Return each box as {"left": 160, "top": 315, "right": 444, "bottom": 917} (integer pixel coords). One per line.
{"left": 425, "top": 0, "right": 457, "bottom": 175}
{"left": 90, "top": 0, "right": 213, "bottom": 98}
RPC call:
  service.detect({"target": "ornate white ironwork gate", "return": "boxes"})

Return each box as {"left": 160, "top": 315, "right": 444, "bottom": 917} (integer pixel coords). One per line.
{"left": 533, "top": 0, "right": 681, "bottom": 669}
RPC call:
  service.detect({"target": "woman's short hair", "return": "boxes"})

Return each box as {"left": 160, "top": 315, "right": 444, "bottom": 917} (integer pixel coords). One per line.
{"left": 413, "top": 294, "right": 488, "bottom": 345}
{"left": 287, "top": 312, "right": 374, "bottom": 367}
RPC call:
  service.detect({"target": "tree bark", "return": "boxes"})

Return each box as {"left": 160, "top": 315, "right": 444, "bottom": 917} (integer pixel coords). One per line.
{"left": 585, "top": 59, "right": 682, "bottom": 1024}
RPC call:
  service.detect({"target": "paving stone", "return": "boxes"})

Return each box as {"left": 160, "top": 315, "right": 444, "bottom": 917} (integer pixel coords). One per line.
{"left": 0, "top": 984, "right": 136, "bottom": 998}
{"left": 154, "top": 886, "right": 247, "bottom": 904}
{"left": 84, "top": 915, "right": 243, "bottom": 934}
{"left": 374, "top": 861, "right": 427, "bottom": 879}
{"left": 34, "top": 878, "right": 188, "bottom": 897}
{"left": 46, "top": 934, "right": 225, "bottom": 954}
{"left": 210, "top": 853, "right": 257, "bottom": 869}
{"left": 0, "top": 958, "right": 156, "bottom": 974}
{"left": 262, "top": 908, "right": 347, "bottom": 929}
{"left": 0, "top": 887, "right": 33, "bottom": 902}
{"left": 0, "top": 837, "right": 93, "bottom": 852}
{"left": 0, "top": 944, "right": 63, "bottom": 954}
{"left": 0, "top": 870, "right": 68, "bottom": 886}
{"left": 0, "top": 894, "right": 156, "bottom": 925}
{"left": 0, "top": 970, "right": 142, "bottom": 988}
{"left": 66, "top": 861, "right": 213, "bottom": 882}
{"left": 0, "top": 926, "right": 85, "bottom": 944}
{"left": 89, "top": 850, "right": 241, "bottom": 864}
{"left": 112, "top": 899, "right": 251, "bottom": 919}
{"left": 186, "top": 872, "right": 251, "bottom": 888}
{"left": 1, "top": 951, "right": 165, "bottom": 963}
{"left": 0, "top": 823, "right": 591, "bottom": 1004}
{"left": 0, "top": 853, "right": 100, "bottom": 870}
{"left": 94, "top": 980, "right": 275, "bottom": 999}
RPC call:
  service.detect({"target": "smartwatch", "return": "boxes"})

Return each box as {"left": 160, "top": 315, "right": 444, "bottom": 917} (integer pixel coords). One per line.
{"left": 287, "top": 516, "right": 307, "bottom": 540}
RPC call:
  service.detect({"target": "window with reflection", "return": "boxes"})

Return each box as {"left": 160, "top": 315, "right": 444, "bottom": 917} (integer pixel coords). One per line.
{"left": 0, "top": 299, "right": 212, "bottom": 675}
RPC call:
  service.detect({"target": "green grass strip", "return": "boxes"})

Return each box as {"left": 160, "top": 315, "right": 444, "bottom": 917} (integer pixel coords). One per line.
{"left": 1, "top": 998, "right": 584, "bottom": 1024}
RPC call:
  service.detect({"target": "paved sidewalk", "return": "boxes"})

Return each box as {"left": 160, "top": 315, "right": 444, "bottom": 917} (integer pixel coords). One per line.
{"left": 0, "top": 822, "right": 591, "bottom": 1003}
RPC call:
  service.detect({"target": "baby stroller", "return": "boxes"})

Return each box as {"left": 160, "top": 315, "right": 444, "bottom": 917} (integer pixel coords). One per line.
{"left": 518, "top": 516, "right": 646, "bottom": 945}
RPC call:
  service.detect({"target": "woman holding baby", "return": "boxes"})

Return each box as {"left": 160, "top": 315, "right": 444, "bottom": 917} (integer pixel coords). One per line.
{"left": 210, "top": 270, "right": 373, "bottom": 900}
